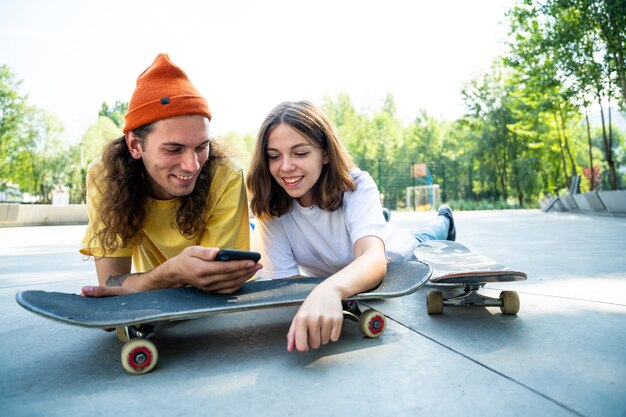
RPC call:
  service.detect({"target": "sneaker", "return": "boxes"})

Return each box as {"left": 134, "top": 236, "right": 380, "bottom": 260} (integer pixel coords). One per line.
{"left": 382, "top": 207, "right": 391, "bottom": 222}
{"left": 437, "top": 204, "right": 456, "bottom": 241}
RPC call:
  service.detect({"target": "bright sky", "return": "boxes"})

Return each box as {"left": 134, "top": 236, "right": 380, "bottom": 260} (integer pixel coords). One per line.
{"left": 0, "top": 0, "right": 513, "bottom": 142}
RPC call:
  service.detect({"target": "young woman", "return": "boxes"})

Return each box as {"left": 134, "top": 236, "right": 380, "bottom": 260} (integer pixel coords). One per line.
{"left": 246, "top": 100, "right": 455, "bottom": 353}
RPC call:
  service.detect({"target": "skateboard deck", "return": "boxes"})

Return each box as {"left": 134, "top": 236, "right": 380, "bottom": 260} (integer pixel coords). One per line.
{"left": 413, "top": 240, "right": 527, "bottom": 315}
{"left": 16, "top": 260, "right": 431, "bottom": 374}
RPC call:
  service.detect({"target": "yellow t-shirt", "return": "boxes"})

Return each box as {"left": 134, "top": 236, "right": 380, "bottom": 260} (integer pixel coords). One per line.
{"left": 80, "top": 158, "right": 250, "bottom": 273}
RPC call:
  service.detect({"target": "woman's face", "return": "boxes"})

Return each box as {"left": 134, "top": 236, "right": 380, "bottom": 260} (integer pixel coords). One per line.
{"left": 266, "top": 123, "right": 328, "bottom": 207}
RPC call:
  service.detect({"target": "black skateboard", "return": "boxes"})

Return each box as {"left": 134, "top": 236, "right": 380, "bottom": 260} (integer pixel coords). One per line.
{"left": 16, "top": 261, "right": 431, "bottom": 374}
{"left": 414, "top": 240, "right": 527, "bottom": 315}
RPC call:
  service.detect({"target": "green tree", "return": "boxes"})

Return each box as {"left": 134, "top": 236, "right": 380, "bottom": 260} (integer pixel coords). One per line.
{"left": 442, "top": 119, "right": 477, "bottom": 201}
{"left": 99, "top": 100, "right": 128, "bottom": 129}
{"left": 323, "top": 93, "right": 410, "bottom": 208}
{"left": 322, "top": 93, "right": 371, "bottom": 164}
{"left": 80, "top": 116, "right": 121, "bottom": 168}
{"left": 461, "top": 64, "right": 515, "bottom": 201}
{"left": 14, "top": 107, "right": 70, "bottom": 202}
{"left": 573, "top": 0, "right": 626, "bottom": 106}
{"left": 457, "top": 60, "right": 557, "bottom": 206}
{"left": 506, "top": 0, "right": 625, "bottom": 189}
{"left": 542, "top": 0, "right": 623, "bottom": 189}
{"left": 370, "top": 94, "right": 405, "bottom": 190}
{"left": 67, "top": 116, "right": 121, "bottom": 203}
{"left": 0, "top": 65, "right": 28, "bottom": 187}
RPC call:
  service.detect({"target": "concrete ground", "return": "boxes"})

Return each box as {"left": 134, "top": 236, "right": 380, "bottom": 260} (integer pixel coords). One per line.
{"left": 0, "top": 210, "right": 624, "bottom": 417}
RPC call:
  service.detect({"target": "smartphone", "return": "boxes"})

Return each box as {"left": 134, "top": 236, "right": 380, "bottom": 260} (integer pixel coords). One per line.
{"left": 215, "top": 249, "right": 261, "bottom": 263}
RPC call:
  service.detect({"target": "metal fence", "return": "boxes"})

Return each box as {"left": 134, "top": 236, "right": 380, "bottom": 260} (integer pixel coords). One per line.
{"left": 358, "top": 159, "right": 447, "bottom": 210}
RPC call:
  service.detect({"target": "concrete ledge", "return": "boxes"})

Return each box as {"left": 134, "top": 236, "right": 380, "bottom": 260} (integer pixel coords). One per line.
{"left": 543, "top": 190, "right": 626, "bottom": 216}
{"left": 584, "top": 190, "right": 607, "bottom": 212}
{"left": 0, "top": 204, "right": 19, "bottom": 222}
{"left": 541, "top": 196, "right": 564, "bottom": 212}
{"left": 0, "top": 204, "right": 87, "bottom": 227}
{"left": 572, "top": 194, "right": 592, "bottom": 211}
{"left": 561, "top": 195, "right": 578, "bottom": 210}
{"left": 598, "top": 190, "right": 626, "bottom": 214}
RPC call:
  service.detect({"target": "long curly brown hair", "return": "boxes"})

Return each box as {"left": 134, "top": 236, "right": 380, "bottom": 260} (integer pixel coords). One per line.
{"left": 89, "top": 122, "right": 225, "bottom": 254}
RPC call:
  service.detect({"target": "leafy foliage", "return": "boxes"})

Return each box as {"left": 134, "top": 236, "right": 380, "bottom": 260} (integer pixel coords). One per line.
{"left": 0, "top": 65, "right": 27, "bottom": 187}
{"left": 99, "top": 101, "right": 128, "bottom": 129}
{"left": 1, "top": 1, "right": 625, "bottom": 206}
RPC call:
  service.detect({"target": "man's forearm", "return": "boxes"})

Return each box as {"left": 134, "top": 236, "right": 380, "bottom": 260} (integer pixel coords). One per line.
{"left": 105, "top": 263, "right": 178, "bottom": 291}
{"left": 105, "top": 273, "right": 143, "bottom": 287}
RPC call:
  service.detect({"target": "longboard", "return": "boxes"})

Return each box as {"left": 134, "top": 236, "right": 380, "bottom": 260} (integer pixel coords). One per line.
{"left": 413, "top": 240, "right": 527, "bottom": 315}
{"left": 16, "top": 260, "right": 431, "bottom": 374}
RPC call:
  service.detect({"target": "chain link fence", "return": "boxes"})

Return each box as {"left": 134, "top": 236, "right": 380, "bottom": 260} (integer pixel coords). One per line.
{"left": 358, "top": 159, "right": 453, "bottom": 210}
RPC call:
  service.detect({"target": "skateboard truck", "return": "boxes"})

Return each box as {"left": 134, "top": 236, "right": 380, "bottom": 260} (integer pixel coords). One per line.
{"left": 427, "top": 283, "right": 520, "bottom": 315}
{"left": 115, "top": 324, "right": 155, "bottom": 343}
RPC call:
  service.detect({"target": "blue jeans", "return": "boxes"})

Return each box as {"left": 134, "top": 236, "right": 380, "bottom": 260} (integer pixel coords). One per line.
{"left": 412, "top": 215, "right": 450, "bottom": 243}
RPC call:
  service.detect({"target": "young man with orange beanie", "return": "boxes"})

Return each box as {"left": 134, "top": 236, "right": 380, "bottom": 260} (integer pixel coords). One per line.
{"left": 80, "top": 54, "right": 261, "bottom": 297}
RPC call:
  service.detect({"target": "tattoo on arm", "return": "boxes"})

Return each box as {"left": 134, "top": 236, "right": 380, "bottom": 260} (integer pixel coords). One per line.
{"left": 106, "top": 273, "right": 142, "bottom": 287}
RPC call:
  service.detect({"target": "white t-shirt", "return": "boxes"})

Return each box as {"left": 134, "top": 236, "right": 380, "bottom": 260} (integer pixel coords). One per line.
{"left": 253, "top": 169, "right": 417, "bottom": 279}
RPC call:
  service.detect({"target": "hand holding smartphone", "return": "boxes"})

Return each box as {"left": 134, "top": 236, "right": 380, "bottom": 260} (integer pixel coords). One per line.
{"left": 215, "top": 249, "right": 261, "bottom": 263}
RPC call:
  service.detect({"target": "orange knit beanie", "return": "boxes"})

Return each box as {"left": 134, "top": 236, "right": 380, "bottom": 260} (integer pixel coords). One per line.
{"left": 123, "top": 53, "right": 212, "bottom": 133}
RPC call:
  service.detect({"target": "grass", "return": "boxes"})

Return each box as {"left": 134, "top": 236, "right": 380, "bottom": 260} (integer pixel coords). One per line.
{"left": 393, "top": 199, "right": 536, "bottom": 211}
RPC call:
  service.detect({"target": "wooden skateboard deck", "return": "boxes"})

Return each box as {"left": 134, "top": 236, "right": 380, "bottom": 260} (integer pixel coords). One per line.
{"left": 413, "top": 240, "right": 527, "bottom": 315}
{"left": 16, "top": 260, "right": 431, "bottom": 374}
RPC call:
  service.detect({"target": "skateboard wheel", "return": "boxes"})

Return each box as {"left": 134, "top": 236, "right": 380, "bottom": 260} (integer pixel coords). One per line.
{"left": 499, "top": 291, "right": 520, "bottom": 315}
{"left": 359, "top": 309, "right": 386, "bottom": 338}
{"left": 115, "top": 327, "right": 130, "bottom": 343}
{"left": 427, "top": 291, "right": 444, "bottom": 314}
{"left": 121, "top": 339, "right": 158, "bottom": 375}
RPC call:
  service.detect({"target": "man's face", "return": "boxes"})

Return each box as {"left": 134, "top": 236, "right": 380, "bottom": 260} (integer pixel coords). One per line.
{"left": 126, "top": 115, "right": 210, "bottom": 200}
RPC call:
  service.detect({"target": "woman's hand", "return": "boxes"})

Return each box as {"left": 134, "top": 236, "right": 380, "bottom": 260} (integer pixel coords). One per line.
{"left": 287, "top": 284, "right": 344, "bottom": 352}
{"left": 285, "top": 236, "right": 387, "bottom": 352}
